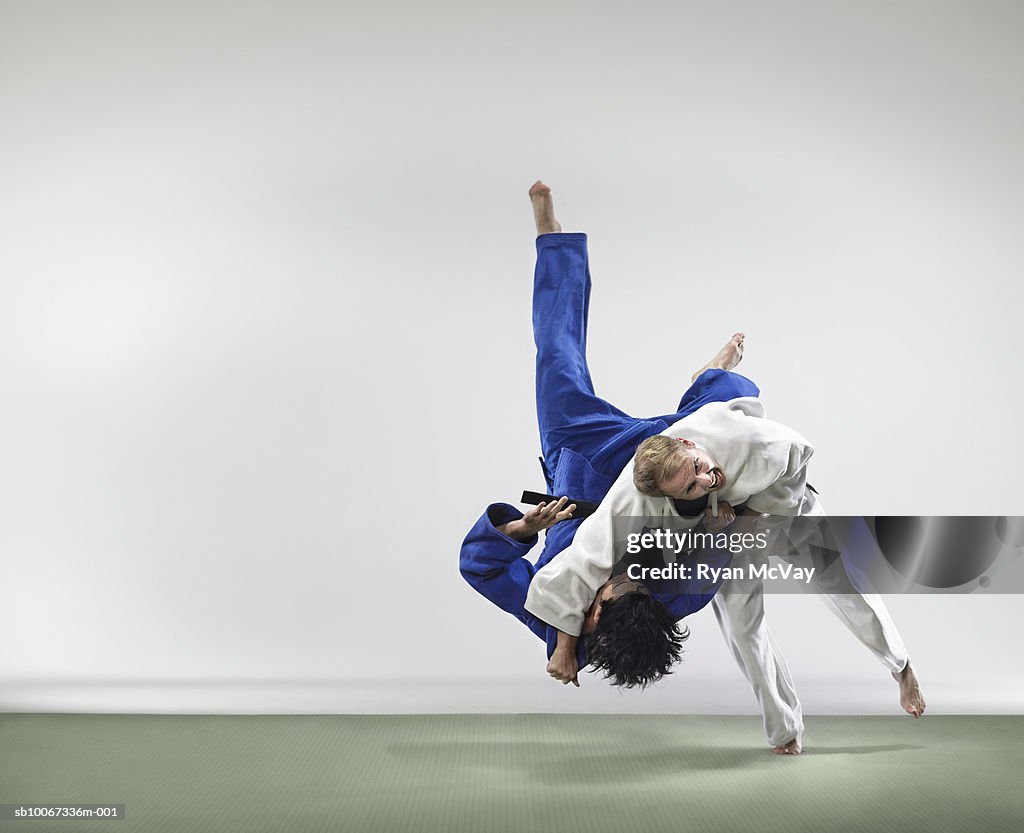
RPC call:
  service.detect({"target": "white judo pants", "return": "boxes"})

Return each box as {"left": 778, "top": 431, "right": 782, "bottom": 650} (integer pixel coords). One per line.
{"left": 710, "top": 490, "right": 909, "bottom": 747}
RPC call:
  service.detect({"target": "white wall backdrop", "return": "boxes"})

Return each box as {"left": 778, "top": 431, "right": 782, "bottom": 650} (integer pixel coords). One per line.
{"left": 2, "top": 0, "right": 1022, "bottom": 714}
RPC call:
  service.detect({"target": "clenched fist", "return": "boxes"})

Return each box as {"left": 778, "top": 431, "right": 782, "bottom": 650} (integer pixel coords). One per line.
{"left": 546, "top": 648, "right": 580, "bottom": 687}
{"left": 703, "top": 499, "right": 736, "bottom": 533}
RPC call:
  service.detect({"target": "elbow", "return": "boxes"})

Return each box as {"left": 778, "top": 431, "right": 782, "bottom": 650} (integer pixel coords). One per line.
{"left": 458, "top": 551, "right": 492, "bottom": 590}
{"left": 458, "top": 547, "right": 478, "bottom": 583}
{"left": 458, "top": 556, "right": 478, "bottom": 584}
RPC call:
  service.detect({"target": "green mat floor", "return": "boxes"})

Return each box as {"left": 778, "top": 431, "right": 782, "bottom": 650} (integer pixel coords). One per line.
{"left": 1, "top": 714, "right": 1021, "bottom": 833}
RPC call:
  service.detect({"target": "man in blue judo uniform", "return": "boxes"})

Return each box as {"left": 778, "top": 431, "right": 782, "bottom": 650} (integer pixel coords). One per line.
{"left": 459, "top": 181, "right": 753, "bottom": 690}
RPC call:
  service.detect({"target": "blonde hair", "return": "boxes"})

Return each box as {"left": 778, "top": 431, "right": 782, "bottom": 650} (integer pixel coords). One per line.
{"left": 633, "top": 435, "right": 686, "bottom": 496}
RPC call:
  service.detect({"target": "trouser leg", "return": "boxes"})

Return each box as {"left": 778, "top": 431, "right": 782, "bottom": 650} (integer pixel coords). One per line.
{"left": 533, "top": 233, "right": 632, "bottom": 466}
{"left": 794, "top": 490, "right": 910, "bottom": 673}
{"left": 712, "top": 570, "right": 804, "bottom": 747}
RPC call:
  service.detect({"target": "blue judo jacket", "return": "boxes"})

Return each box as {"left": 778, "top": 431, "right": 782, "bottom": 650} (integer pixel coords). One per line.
{"left": 460, "top": 368, "right": 759, "bottom": 669}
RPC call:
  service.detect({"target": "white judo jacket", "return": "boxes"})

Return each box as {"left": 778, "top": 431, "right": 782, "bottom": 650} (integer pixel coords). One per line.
{"left": 522, "top": 397, "right": 815, "bottom": 636}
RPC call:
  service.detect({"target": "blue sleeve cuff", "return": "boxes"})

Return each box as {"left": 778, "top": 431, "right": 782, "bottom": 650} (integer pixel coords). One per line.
{"left": 460, "top": 504, "right": 539, "bottom": 617}
{"left": 460, "top": 504, "right": 538, "bottom": 580}
{"left": 483, "top": 503, "right": 540, "bottom": 548}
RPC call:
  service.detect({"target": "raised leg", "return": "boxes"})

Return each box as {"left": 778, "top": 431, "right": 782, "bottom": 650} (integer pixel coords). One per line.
{"left": 529, "top": 185, "right": 633, "bottom": 470}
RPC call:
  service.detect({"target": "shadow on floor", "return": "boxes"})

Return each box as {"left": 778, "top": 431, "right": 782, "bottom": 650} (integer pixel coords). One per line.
{"left": 386, "top": 737, "right": 924, "bottom": 782}
{"left": 803, "top": 744, "right": 923, "bottom": 755}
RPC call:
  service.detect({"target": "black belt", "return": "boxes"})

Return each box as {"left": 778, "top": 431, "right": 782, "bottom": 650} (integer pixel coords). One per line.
{"left": 520, "top": 490, "right": 600, "bottom": 519}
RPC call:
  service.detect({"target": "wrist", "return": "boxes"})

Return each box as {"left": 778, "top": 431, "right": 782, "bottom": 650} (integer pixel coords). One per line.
{"left": 496, "top": 518, "right": 533, "bottom": 541}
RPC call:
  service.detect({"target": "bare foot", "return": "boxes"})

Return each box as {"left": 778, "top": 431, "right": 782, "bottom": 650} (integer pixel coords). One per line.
{"left": 529, "top": 180, "right": 561, "bottom": 235}
{"left": 691, "top": 332, "right": 745, "bottom": 382}
{"left": 893, "top": 661, "right": 926, "bottom": 718}
{"left": 771, "top": 737, "right": 802, "bottom": 756}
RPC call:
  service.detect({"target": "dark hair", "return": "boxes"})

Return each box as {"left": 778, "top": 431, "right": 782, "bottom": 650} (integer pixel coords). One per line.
{"left": 583, "top": 593, "right": 687, "bottom": 688}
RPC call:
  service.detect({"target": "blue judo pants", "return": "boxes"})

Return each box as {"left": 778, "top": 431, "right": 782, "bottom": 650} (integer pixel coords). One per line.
{"left": 532, "top": 232, "right": 758, "bottom": 492}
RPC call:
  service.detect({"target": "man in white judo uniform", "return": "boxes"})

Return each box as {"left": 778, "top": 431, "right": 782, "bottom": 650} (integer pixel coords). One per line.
{"left": 522, "top": 189, "right": 926, "bottom": 755}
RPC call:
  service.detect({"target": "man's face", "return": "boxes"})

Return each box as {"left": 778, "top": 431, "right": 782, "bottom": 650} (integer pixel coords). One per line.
{"left": 582, "top": 573, "right": 648, "bottom": 635}
{"left": 657, "top": 439, "right": 726, "bottom": 499}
